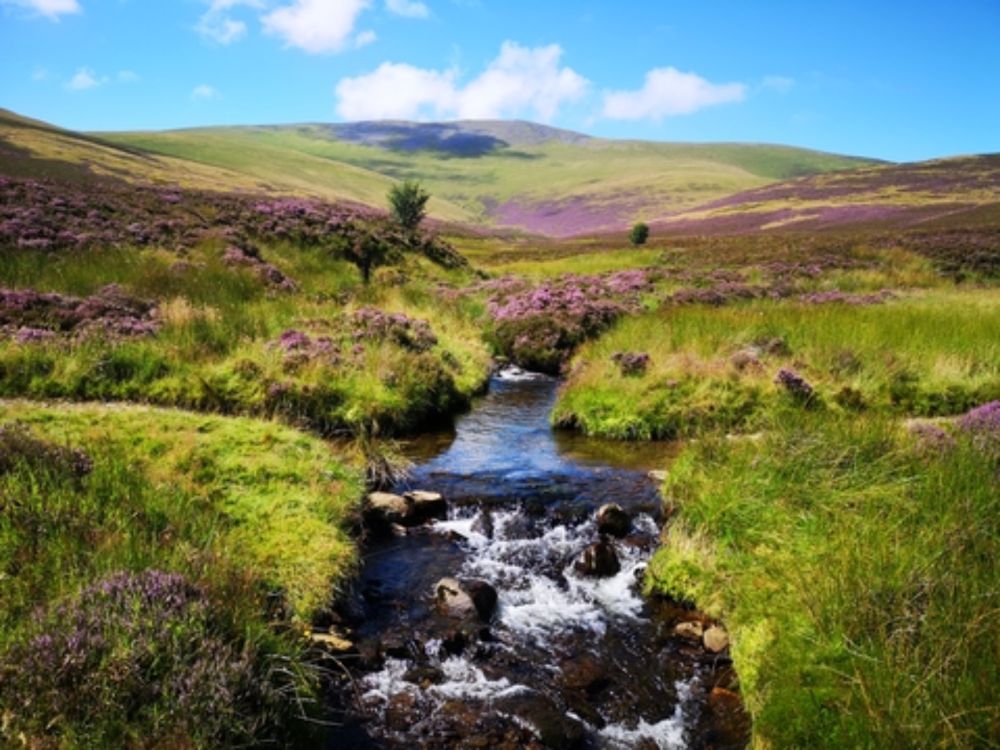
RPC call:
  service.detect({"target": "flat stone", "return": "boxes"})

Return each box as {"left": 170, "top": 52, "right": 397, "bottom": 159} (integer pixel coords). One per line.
{"left": 674, "top": 620, "right": 704, "bottom": 640}
{"left": 309, "top": 630, "right": 353, "bottom": 652}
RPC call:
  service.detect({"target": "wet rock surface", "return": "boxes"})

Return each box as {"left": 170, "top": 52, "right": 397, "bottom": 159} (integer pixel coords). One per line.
{"left": 326, "top": 370, "right": 748, "bottom": 749}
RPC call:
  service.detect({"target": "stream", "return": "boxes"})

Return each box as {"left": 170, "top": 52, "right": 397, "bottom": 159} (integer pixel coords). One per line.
{"left": 325, "top": 368, "right": 748, "bottom": 749}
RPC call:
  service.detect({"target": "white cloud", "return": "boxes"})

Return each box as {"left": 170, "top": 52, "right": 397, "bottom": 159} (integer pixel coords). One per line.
{"left": 335, "top": 41, "right": 588, "bottom": 122}
{"left": 196, "top": 0, "right": 260, "bottom": 45}
{"left": 117, "top": 70, "right": 140, "bottom": 83}
{"left": 601, "top": 67, "right": 746, "bottom": 120}
{"left": 263, "top": 0, "right": 370, "bottom": 54}
{"left": 337, "top": 63, "right": 457, "bottom": 120}
{"left": 1, "top": 0, "right": 80, "bottom": 20}
{"left": 66, "top": 67, "right": 105, "bottom": 91}
{"left": 354, "top": 29, "right": 377, "bottom": 48}
{"left": 762, "top": 75, "right": 794, "bottom": 93}
{"left": 191, "top": 84, "right": 221, "bottom": 100}
{"left": 385, "top": 0, "right": 428, "bottom": 18}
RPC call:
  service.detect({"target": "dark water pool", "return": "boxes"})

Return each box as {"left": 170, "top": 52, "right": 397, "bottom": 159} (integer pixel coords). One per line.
{"left": 325, "top": 369, "right": 747, "bottom": 749}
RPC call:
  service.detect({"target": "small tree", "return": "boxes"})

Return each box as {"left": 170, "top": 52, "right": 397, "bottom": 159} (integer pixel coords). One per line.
{"left": 388, "top": 180, "right": 430, "bottom": 233}
{"left": 344, "top": 229, "right": 398, "bottom": 285}
{"left": 629, "top": 222, "right": 650, "bottom": 246}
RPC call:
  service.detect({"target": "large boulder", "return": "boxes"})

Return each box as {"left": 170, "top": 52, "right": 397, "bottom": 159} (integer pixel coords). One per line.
{"left": 595, "top": 503, "right": 631, "bottom": 537}
{"left": 364, "top": 489, "right": 447, "bottom": 531}
{"left": 434, "top": 577, "right": 498, "bottom": 622}
{"left": 364, "top": 492, "right": 409, "bottom": 527}
{"left": 574, "top": 540, "right": 621, "bottom": 577}
{"left": 403, "top": 490, "right": 446, "bottom": 522}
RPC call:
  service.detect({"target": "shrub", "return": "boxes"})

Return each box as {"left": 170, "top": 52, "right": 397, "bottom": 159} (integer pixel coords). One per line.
{"left": 387, "top": 180, "right": 430, "bottom": 233}
{"left": 629, "top": 221, "right": 650, "bottom": 246}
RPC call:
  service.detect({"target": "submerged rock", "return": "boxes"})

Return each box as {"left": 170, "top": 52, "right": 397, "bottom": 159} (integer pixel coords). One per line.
{"left": 496, "top": 692, "right": 585, "bottom": 750}
{"left": 574, "top": 540, "right": 621, "bottom": 577}
{"left": 434, "top": 577, "right": 498, "bottom": 622}
{"left": 596, "top": 503, "right": 631, "bottom": 537}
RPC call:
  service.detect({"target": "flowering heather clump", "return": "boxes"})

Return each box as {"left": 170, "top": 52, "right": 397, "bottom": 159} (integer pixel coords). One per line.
{"left": 668, "top": 282, "right": 790, "bottom": 306}
{"left": 0, "top": 570, "right": 290, "bottom": 746}
{"left": 775, "top": 367, "right": 818, "bottom": 406}
{"left": 0, "top": 176, "right": 377, "bottom": 255}
{"left": 484, "top": 270, "right": 656, "bottom": 373}
{"left": 612, "top": 351, "right": 650, "bottom": 376}
{"left": 351, "top": 308, "right": 437, "bottom": 353}
{"left": 0, "top": 422, "right": 93, "bottom": 478}
{"left": 958, "top": 401, "right": 1000, "bottom": 458}
{"left": 798, "top": 289, "right": 896, "bottom": 305}
{"left": 908, "top": 421, "right": 957, "bottom": 456}
{"left": 0, "top": 284, "right": 158, "bottom": 341}
{"left": 270, "top": 329, "right": 340, "bottom": 368}
{"left": 222, "top": 244, "right": 299, "bottom": 292}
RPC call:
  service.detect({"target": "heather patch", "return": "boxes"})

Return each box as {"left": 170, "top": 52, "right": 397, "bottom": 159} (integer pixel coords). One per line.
{"left": 0, "top": 421, "right": 92, "bottom": 478}
{"left": 477, "top": 269, "right": 658, "bottom": 373}
{"left": 0, "top": 570, "right": 292, "bottom": 747}
{"left": 958, "top": 400, "right": 1000, "bottom": 458}
{"left": 0, "top": 284, "right": 158, "bottom": 341}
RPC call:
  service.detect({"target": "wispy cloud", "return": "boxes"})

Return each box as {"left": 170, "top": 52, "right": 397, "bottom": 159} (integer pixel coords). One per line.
{"left": 335, "top": 41, "right": 588, "bottom": 121}
{"left": 385, "top": 0, "right": 428, "bottom": 19}
{"left": 66, "top": 67, "right": 106, "bottom": 91}
{"left": 1, "top": 0, "right": 80, "bottom": 20}
{"left": 263, "top": 0, "right": 370, "bottom": 54}
{"left": 196, "top": 0, "right": 261, "bottom": 45}
{"left": 191, "top": 83, "right": 221, "bottom": 100}
{"left": 762, "top": 75, "right": 795, "bottom": 93}
{"left": 601, "top": 67, "right": 746, "bottom": 120}
{"left": 117, "top": 70, "right": 140, "bottom": 83}
{"left": 354, "top": 29, "right": 377, "bottom": 48}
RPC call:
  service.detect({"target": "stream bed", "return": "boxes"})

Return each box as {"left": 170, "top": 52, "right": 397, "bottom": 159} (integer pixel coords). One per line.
{"left": 324, "top": 369, "right": 748, "bottom": 749}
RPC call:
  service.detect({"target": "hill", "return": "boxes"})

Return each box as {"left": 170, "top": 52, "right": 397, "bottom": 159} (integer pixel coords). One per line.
{"left": 648, "top": 154, "right": 1000, "bottom": 234}
{"left": 98, "top": 119, "right": 877, "bottom": 235}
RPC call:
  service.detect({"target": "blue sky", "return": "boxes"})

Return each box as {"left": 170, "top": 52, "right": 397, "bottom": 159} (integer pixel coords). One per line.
{"left": 1, "top": 0, "right": 997, "bottom": 161}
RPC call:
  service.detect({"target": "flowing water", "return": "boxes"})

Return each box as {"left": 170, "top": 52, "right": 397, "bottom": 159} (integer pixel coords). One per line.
{"left": 326, "top": 369, "right": 747, "bottom": 749}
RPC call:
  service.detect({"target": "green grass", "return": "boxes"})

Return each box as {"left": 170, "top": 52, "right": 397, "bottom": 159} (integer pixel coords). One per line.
{"left": 646, "top": 409, "right": 1000, "bottom": 748}
{"left": 0, "top": 402, "right": 363, "bottom": 745}
{"left": 554, "top": 289, "right": 1000, "bottom": 439}
{"left": 0, "top": 400, "right": 363, "bottom": 620}
{"left": 0, "top": 242, "right": 492, "bottom": 437}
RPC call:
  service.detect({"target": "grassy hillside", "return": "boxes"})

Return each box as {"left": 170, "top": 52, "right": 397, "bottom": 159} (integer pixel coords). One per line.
{"left": 649, "top": 154, "right": 1000, "bottom": 234}
{"left": 102, "top": 120, "right": 877, "bottom": 235}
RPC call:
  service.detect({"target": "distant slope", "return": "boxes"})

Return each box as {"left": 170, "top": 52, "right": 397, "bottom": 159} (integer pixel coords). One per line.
{"left": 647, "top": 154, "right": 1000, "bottom": 234}
{"left": 101, "top": 120, "right": 879, "bottom": 236}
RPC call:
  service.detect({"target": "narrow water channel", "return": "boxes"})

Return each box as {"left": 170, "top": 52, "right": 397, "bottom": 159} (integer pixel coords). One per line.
{"left": 326, "top": 368, "right": 747, "bottom": 749}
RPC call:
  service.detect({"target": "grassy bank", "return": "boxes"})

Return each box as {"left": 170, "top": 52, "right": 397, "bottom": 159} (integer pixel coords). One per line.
{"left": 554, "top": 289, "right": 1000, "bottom": 439}
{"left": 0, "top": 400, "right": 362, "bottom": 746}
{"left": 0, "top": 242, "right": 491, "bottom": 437}
{"left": 646, "top": 409, "right": 1000, "bottom": 747}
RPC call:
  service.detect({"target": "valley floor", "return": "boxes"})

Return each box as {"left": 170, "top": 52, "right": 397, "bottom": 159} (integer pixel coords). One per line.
{"left": 1, "top": 170, "right": 998, "bottom": 747}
